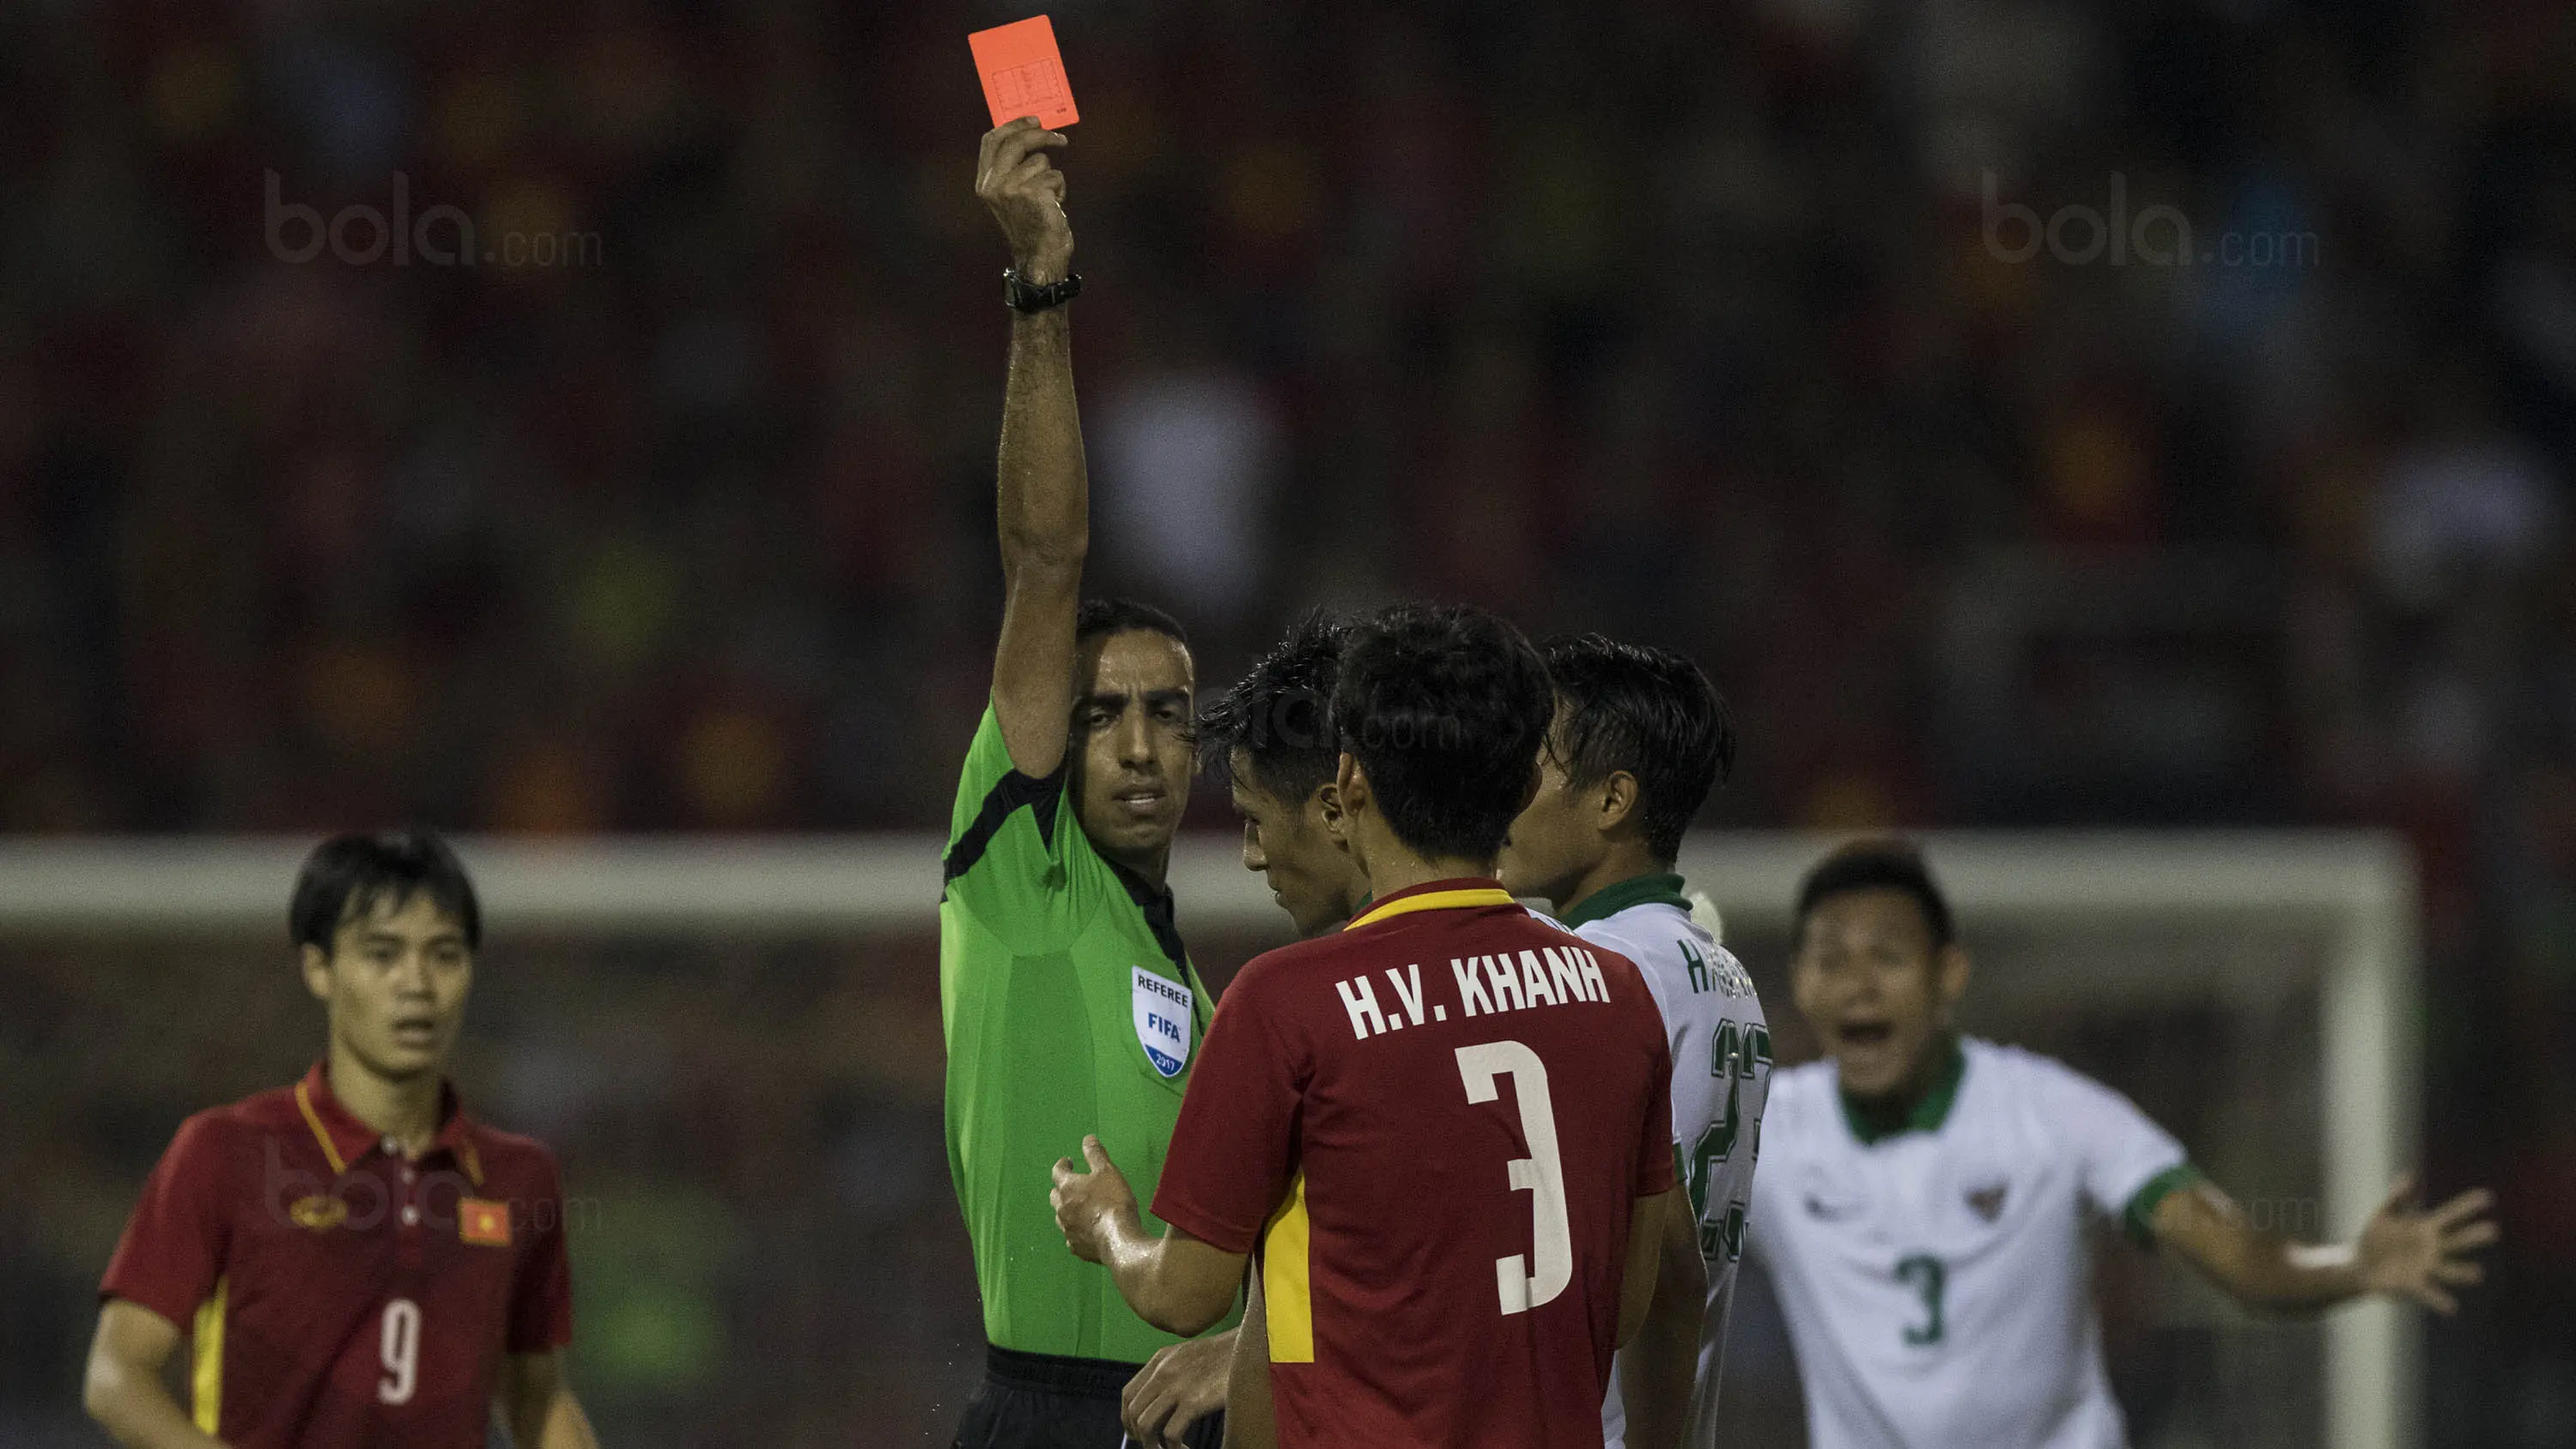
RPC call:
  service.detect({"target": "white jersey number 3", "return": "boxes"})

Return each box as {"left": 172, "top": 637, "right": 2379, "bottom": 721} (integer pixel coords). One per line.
{"left": 1456, "top": 1041, "right": 1572, "bottom": 1316}
{"left": 378, "top": 1298, "right": 421, "bottom": 1404}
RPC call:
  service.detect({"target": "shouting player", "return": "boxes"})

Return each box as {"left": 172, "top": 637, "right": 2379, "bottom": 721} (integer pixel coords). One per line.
{"left": 83, "top": 830, "right": 596, "bottom": 1449}
{"left": 1053, "top": 603, "right": 1680, "bottom": 1447}
{"left": 1752, "top": 839, "right": 2501, "bottom": 1448}
{"left": 944, "top": 118, "right": 1230, "bottom": 1449}
{"left": 1499, "top": 634, "right": 1759, "bottom": 1449}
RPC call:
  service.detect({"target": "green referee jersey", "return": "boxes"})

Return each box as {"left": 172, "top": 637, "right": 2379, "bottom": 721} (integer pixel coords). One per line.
{"left": 940, "top": 700, "right": 1220, "bottom": 1362}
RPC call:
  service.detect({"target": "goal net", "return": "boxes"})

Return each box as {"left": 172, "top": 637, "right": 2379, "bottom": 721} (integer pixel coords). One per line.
{"left": 0, "top": 831, "right": 2415, "bottom": 1449}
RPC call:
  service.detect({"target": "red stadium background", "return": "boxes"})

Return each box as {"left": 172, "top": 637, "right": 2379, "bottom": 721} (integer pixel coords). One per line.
{"left": 3, "top": 1, "right": 2573, "bottom": 1444}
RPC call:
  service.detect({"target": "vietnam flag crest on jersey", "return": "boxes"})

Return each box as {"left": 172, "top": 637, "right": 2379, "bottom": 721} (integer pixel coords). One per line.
{"left": 460, "top": 1198, "right": 513, "bottom": 1246}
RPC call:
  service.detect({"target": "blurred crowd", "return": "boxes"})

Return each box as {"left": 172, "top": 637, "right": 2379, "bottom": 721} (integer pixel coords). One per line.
{"left": 3, "top": 0, "right": 2574, "bottom": 1440}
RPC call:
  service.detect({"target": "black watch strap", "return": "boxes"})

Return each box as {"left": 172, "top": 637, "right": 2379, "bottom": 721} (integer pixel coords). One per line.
{"left": 1003, "top": 268, "right": 1083, "bottom": 313}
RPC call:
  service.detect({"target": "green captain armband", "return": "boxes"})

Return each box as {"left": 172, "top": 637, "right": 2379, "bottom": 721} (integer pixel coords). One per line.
{"left": 2123, "top": 1162, "right": 2202, "bottom": 1249}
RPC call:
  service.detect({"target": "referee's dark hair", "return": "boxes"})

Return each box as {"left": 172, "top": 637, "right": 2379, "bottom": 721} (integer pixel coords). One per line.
{"left": 1331, "top": 603, "right": 1552, "bottom": 861}
{"left": 1200, "top": 610, "right": 1349, "bottom": 802}
{"left": 290, "top": 829, "right": 483, "bottom": 953}
{"left": 1075, "top": 597, "right": 1189, "bottom": 649}
{"left": 1793, "top": 839, "right": 1953, "bottom": 953}
{"left": 1542, "top": 633, "right": 1734, "bottom": 864}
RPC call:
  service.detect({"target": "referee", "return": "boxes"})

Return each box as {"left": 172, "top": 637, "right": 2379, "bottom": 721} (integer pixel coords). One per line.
{"left": 942, "top": 118, "right": 1230, "bottom": 1449}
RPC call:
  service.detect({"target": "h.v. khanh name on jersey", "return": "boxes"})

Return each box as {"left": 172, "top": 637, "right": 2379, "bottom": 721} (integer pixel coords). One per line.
{"left": 1332, "top": 944, "right": 1619, "bottom": 1040}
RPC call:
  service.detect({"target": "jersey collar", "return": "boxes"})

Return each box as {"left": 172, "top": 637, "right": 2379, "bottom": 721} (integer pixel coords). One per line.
{"left": 1105, "top": 857, "right": 1190, "bottom": 971}
{"left": 296, "top": 1061, "right": 486, "bottom": 1186}
{"left": 1343, "top": 878, "right": 1516, "bottom": 931}
{"left": 1838, "top": 1033, "right": 1968, "bottom": 1145}
{"left": 1557, "top": 872, "right": 1692, "bottom": 929}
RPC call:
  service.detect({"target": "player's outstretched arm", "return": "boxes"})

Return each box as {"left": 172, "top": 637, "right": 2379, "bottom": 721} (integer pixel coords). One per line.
{"left": 2154, "top": 1172, "right": 2498, "bottom": 1314}
{"left": 1616, "top": 1190, "right": 1671, "bottom": 1350}
{"left": 1052, "top": 1135, "right": 1247, "bottom": 1336}
{"left": 82, "top": 1300, "right": 228, "bottom": 1449}
{"left": 500, "top": 1350, "right": 602, "bottom": 1449}
{"left": 975, "top": 116, "right": 1089, "bottom": 776}
{"left": 1619, "top": 1184, "right": 1707, "bottom": 1449}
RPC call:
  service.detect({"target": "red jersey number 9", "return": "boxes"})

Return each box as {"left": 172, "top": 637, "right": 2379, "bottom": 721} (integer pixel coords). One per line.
{"left": 1455, "top": 1041, "right": 1572, "bottom": 1316}
{"left": 378, "top": 1299, "right": 421, "bottom": 1405}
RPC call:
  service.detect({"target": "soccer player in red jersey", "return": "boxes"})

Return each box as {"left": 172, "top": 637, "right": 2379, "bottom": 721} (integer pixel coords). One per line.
{"left": 1091, "top": 612, "right": 1370, "bottom": 1448}
{"left": 1054, "top": 604, "right": 1680, "bottom": 1449}
{"left": 82, "top": 830, "right": 598, "bottom": 1449}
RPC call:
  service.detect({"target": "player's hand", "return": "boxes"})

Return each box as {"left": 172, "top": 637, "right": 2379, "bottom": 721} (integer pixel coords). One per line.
{"left": 1122, "top": 1329, "right": 1234, "bottom": 1448}
{"left": 2353, "top": 1172, "right": 2498, "bottom": 1313}
{"left": 1051, "top": 1135, "right": 1137, "bottom": 1264}
{"left": 976, "top": 117, "right": 1072, "bottom": 283}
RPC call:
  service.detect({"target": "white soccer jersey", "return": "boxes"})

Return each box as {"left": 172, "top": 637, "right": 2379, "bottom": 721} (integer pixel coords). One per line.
{"left": 1748, "top": 1037, "right": 2193, "bottom": 1449}
{"left": 1556, "top": 876, "right": 1771, "bottom": 1449}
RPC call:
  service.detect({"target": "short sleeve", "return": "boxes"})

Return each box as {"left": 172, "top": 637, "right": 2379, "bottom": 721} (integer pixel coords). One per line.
{"left": 2037, "top": 1060, "right": 2190, "bottom": 1236}
{"left": 1633, "top": 1026, "right": 1677, "bottom": 1196}
{"left": 941, "top": 700, "right": 1091, "bottom": 949}
{"left": 100, "top": 1114, "right": 234, "bottom": 1328}
{"left": 1151, "top": 974, "right": 1303, "bottom": 1254}
{"left": 507, "top": 1155, "right": 576, "bottom": 1354}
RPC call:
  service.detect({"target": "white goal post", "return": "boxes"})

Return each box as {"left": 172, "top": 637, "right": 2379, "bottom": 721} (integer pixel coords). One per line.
{"left": 0, "top": 829, "right": 2419, "bottom": 1448}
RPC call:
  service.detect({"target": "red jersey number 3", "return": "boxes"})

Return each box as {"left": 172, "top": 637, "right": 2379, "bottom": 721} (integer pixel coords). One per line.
{"left": 1457, "top": 1041, "right": 1573, "bottom": 1315}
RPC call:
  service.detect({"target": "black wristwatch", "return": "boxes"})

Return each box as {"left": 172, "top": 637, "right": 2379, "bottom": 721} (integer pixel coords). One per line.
{"left": 1003, "top": 266, "right": 1083, "bottom": 313}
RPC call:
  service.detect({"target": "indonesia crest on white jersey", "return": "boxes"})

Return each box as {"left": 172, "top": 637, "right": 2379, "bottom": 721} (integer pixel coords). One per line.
{"left": 1747, "top": 1037, "right": 2195, "bottom": 1449}
{"left": 1548, "top": 874, "right": 1770, "bottom": 1449}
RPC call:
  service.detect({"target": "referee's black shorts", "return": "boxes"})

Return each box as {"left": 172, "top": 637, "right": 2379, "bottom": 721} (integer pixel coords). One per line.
{"left": 951, "top": 1343, "right": 1225, "bottom": 1449}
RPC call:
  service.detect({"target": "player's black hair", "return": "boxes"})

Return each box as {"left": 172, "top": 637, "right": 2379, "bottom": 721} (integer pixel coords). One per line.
{"left": 290, "top": 829, "right": 483, "bottom": 953}
{"left": 1541, "top": 633, "right": 1735, "bottom": 863}
{"left": 1330, "top": 603, "right": 1552, "bottom": 861}
{"left": 1074, "top": 597, "right": 1190, "bottom": 649}
{"left": 1200, "top": 610, "right": 1350, "bottom": 803}
{"left": 1794, "top": 839, "right": 1955, "bottom": 953}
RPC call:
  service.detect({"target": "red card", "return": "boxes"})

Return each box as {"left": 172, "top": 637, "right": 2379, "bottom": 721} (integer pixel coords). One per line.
{"left": 969, "top": 15, "right": 1078, "bottom": 129}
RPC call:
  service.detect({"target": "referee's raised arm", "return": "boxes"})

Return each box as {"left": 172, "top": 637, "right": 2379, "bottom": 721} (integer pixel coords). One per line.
{"left": 945, "top": 119, "right": 1226, "bottom": 1449}
{"left": 976, "top": 115, "right": 1085, "bottom": 776}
